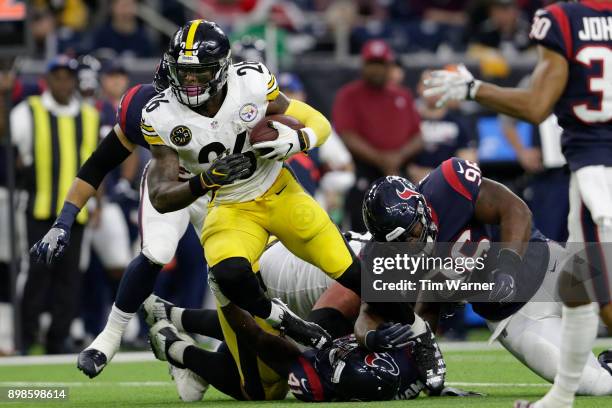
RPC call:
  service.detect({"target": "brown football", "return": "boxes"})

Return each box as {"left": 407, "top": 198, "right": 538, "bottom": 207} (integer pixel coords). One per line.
{"left": 249, "top": 114, "right": 305, "bottom": 147}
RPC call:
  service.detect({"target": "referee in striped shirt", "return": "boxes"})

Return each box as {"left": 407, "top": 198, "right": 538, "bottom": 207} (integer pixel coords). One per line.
{"left": 11, "top": 55, "right": 99, "bottom": 354}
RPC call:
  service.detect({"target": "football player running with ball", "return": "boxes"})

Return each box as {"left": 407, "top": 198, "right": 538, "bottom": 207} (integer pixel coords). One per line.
{"left": 143, "top": 20, "right": 444, "bottom": 393}
{"left": 423, "top": 2, "right": 612, "bottom": 407}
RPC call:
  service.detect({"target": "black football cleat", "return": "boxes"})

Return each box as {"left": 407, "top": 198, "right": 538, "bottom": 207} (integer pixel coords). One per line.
{"left": 598, "top": 349, "right": 612, "bottom": 376}
{"left": 77, "top": 349, "right": 108, "bottom": 379}
{"left": 272, "top": 298, "right": 331, "bottom": 350}
{"left": 411, "top": 322, "right": 446, "bottom": 395}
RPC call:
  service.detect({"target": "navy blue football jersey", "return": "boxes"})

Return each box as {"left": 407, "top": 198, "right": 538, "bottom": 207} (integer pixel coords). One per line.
{"left": 116, "top": 84, "right": 158, "bottom": 149}
{"left": 287, "top": 335, "right": 421, "bottom": 401}
{"left": 418, "top": 158, "right": 550, "bottom": 320}
{"left": 530, "top": 1, "right": 612, "bottom": 171}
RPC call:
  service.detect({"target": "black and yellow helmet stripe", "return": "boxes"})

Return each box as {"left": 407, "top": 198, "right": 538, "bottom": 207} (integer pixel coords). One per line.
{"left": 184, "top": 19, "right": 203, "bottom": 56}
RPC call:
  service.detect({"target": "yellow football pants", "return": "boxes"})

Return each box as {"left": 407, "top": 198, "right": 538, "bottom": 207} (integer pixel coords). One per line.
{"left": 202, "top": 168, "right": 354, "bottom": 278}
{"left": 216, "top": 300, "right": 288, "bottom": 400}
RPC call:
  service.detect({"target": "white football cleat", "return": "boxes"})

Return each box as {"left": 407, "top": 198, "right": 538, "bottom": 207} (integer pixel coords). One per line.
{"left": 142, "top": 294, "right": 175, "bottom": 327}
{"left": 169, "top": 364, "right": 209, "bottom": 402}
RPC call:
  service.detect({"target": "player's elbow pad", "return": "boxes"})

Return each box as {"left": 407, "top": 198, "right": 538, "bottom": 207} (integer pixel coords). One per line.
{"left": 285, "top": 99, "right": 331, "bottom": 148}
{"left": 77, "top": 129, "right": 132, "bottom": 189}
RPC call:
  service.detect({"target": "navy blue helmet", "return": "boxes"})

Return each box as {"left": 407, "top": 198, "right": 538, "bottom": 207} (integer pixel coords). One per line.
{"left": 362, "top": 176, "right": 437, "bottom": 244}
{"left": 153, "top": 55, "right": 170, "bottom": 93}
{"left": 288, "top": 336, "right": 400, "bottom": 401}
{"left": 166, "top": 19, "right": 231, "bottom": 107}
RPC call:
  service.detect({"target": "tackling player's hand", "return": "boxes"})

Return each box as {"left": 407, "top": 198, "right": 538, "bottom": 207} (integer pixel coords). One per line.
{"left": 423, "top": 64, "right": 481, "bottom": 108}
{"left": 488, "top": 248, "right": 521, "bottom": 303}
{"left": 30, "top": 226, "right": 71, "bottom": 265}
{"left": 253, "top": 121, "right": 310, "bottom": 161}
{"left": 200, "top": 150, "right": 252, "bottom": 190}
{"left": 365, "top": 322, "right": 414, "bottom": 351}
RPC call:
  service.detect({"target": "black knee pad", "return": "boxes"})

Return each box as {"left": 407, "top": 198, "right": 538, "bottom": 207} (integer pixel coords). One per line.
{"left": 210, "top": 257, "right": 253, "bottom": 284}
{"left": 210, "top": 257, "right": 271, "bottom": 318}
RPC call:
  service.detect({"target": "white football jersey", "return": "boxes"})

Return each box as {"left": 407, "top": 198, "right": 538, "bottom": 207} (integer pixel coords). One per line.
{"left": 141, "top": 62, "right": 282, "bottom": 204}
{"left": 259, "top": 236, "right": 366, "bottom": 319}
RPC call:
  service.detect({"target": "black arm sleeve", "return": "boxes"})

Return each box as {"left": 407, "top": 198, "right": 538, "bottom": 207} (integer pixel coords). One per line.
{"left": 76, "top": 129, "right": 132, "bottom": 189}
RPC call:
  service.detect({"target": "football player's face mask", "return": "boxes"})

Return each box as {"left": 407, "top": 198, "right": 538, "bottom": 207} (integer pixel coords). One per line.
{"left": 167, "top": 51, "right": 230, "bottom": 107}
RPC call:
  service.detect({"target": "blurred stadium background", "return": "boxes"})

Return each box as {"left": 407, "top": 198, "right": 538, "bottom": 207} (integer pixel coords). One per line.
{"left": 0, "top": 0, "right": 607, "bottom": 357}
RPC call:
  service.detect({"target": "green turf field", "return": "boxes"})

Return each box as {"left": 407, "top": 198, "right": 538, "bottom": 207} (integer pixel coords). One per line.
{"left": 0, "top": 348, "right": 610, "bottom": 407}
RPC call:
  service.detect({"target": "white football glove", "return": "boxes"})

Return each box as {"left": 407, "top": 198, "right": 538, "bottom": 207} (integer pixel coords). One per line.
{"left": 252, "top": 121, "right": 312, "bottom": 161}
{"left": 423, "top": 64, "right": 481, "bottom": 108}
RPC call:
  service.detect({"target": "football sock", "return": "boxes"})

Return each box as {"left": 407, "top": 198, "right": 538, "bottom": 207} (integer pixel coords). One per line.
{"left": 181, "top": 343, "right": 245, "bottom": 400}
{"left": 411, "top": 314, "right": 428, "bottom": 337}
{"left": 179, "top": 309, "right": 224, "bottom": 340}
{"left": 88, "top": 305, "right": 133, "bottom": 358}
{"left": 115, "top": 253, "right": 162, "bottom": 313}
{"left": 170, "top": 307, "right": 186, "bottom": 332}
{"left": 540, "top": 303, "right": 598, "bottom": 407}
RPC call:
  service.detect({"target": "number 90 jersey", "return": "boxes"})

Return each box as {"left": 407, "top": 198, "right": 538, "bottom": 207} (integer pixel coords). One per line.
{"left": 141, "top": 61, "right": 282, "bottom": 204}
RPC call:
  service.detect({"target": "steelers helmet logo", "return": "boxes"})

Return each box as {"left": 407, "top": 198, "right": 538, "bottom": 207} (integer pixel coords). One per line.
{"left": 170, "top": 125, "right": 192, "bottom": 146}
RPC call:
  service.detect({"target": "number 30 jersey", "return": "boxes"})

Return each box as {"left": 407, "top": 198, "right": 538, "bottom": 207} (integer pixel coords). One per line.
{"left": 141, "top": 62, "right": 282, "bottom": 204}
{"left": 530, "top": 1, "right": 612, "bottom": 171}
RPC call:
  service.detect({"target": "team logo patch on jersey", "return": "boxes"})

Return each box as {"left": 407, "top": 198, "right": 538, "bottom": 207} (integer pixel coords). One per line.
{"left": 170, "top": 125, "right": 192, "bottom": 146}
{"left": 239, "top": 103, "right": 258, "bottom": 122}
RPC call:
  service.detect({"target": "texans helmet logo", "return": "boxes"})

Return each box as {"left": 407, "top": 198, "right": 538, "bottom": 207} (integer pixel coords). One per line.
{"left": 396, "top": 186, "right": 419, "bottom": 200}
{"left": 364, "top": 353, "right": 400, "bottom": 376}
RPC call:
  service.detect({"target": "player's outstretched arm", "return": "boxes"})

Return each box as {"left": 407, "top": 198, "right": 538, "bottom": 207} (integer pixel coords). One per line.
{"left": 221, "top": 302, "right": 301, "bottom": 377}
{"left": 354, "top": 303, "right": 414, "bottom": 351}
{"left": 474, "top": 46, "right": 568, "bottom": 124}
{"left": 424, "top": 46, "right": 568, "bottom": 124}
{"left": 30, "top": 125, "right": 134, "bottom": 265}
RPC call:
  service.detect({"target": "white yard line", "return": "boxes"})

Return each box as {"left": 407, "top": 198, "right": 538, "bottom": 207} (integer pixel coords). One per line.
{"left": 447, "top": 382, "right": 549, "bottom": 388}
{"left": 0, "top": 352, "right": 156, "bottom": 366}
{"left": 0, "top": 380, "right": 550, "bottom": 388}
{"left": 0, "top": 381, "right": 171, "bottom": 387}
{"left": 0, "top": 339, "right": 608, "bottom": 366}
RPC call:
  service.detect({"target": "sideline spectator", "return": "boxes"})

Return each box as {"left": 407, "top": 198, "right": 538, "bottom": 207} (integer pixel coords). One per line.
{"left": 470, "top": 0, "right": 531, "bottom": 54}
{"left": 11, "top": 56, "right": 100, "bottom": 354}
{"left": 90, "top": 0, "right": 154, "bottom": 57}
{"left": 333, "top": 40, "right": 422, "bottom": 231}
{"left": 408, "top": 69, "right": 477, "bottom": 183}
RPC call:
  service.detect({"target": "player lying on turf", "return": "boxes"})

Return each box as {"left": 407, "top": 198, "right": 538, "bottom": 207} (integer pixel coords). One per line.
{"left": 360, "top": 162, "right": 612, "bottom": 396}
{"left": 143, "top": 288, "right": 482, "bottom": 402}
{"left": 142, "top": 19, "right": 442, "bottom": 391}
{"left": 149, "top": 227, "right": 612, "bottom": 399}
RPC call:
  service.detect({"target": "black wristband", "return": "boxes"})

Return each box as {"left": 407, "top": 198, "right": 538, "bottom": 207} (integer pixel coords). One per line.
{"left": 189, "top": 174, "right": 208, "bottom": 197}
{"left": 466, "top": 80, "right": 476, "bottom": 100}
